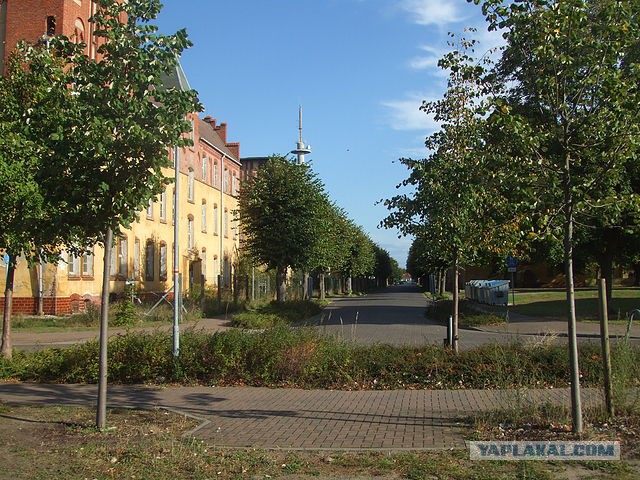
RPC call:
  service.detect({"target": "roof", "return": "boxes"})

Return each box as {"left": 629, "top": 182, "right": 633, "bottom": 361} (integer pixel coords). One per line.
{"left": 198, "top": 118, "right": 240, "bottom": 164}
{"left": 159, "top": 60, "right": 192, "bottom": 93}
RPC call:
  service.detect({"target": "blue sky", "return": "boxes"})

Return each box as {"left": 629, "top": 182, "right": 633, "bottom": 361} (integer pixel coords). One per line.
{"left": 155, "top": 0, "right": 500, "bottom": 268}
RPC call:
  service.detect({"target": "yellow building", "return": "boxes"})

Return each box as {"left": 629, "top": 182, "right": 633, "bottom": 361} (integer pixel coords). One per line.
{"left": 1, "top": 85, "right": 242, "bottom": 314}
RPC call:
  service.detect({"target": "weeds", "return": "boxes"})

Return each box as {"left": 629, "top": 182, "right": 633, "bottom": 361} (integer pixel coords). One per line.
{"left": 0, "top": 329, "right": 627, "bottom": 390}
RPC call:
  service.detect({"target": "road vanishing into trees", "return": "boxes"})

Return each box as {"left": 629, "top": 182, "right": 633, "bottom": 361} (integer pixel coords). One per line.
{"left": 311, "top": 285, "right": 639, "bottom": 349}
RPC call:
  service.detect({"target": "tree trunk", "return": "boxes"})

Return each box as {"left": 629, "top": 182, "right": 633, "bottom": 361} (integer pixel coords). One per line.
{"left": 633, "top": 263, "right": 640, "bottom": 287}
{"left": 302, "top": 271, "right": 310, "bottom": 300}
{"left": 451, "top": 256, "right": 460, "bottom": 354}
{"left": 346, "top": 276, "right": 352, "bottom": 295}
{"left": 439, "top": 269, "right": 446, "bottom": 295}
{"left": 97, "top": 227, "right": 113, "bottom": 430}
{"left": 598, "top": 255, "right": 614, "bottom": 309}
{"left": 319, "top": 272, "right": 326, "bottom": 301}
{"left": 1, "top": 261, "right": 16, "bottom": 359}
{"left": 564, "top": 162, "right": 583, "bottom": 434}
{"left": 276, "top": 266, "right": 287, "bottom": 302}
{"left": 37, "top": 261, "right": 44, "bottom": 316}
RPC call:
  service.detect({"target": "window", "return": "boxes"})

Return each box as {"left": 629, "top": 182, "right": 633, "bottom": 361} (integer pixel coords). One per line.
{"left": 187, "top": 215, "right": 194, "bottom": 250}
{"left": 134, "top": 238, "right": 140, "bottom": 279}
{"left": 74, "top": 18, "right": 85, "bottom": 44}
{"left": 232, "top": 172, "right": 238, "bottom": 196}
{"left": 213, "top": 162, "right": 219, "bottom": 187}
{"left": 201, "top": 248, "right": 207, "bottom": 277}
{"left": 171, "top": 188, "right": 175, "bottom": 225}
{"left": 46, "top": 16, "right": 56, "bottom": 37}
{"left": 159, "top": 243, "right": 167, "bottom": 281}
{"left": 213, "top": 204, "right": 219, "bottom": 234}
{"left": 145, "top": 241, "right": 155, "bottom": 281}
{"left": 68, "top": 252, "right": 80, "bottom": 276}
{"left": 187, "top": 168, "right": 195, "bottom": 201}
{"left": 201, "top": 200, "right": 207, "bottom": 232}
{"left": 110, "top": 242, "right": 117, "bottom": 276}
{"left": 201, "top": 155, "right": 208, "bottom": 182}
{"left": 146, "top": 198, "right": 153, "bottom": 219}
{"left": 224, "top": 209, "right": 229, "bottom": 237}
{"left": 213, "top": 255, "right": 219, "bottom": 284}
{"left": 118, "top": 237, "right": 128, "bottom": 277}
{"left": 82, "top": 250, "right": 94, "bottom": 277}
{"left": 223, "top": 168, "right": 229, "bottom": 193}
{"left": 160, "top": 189, "right": 167, "bottom": 221}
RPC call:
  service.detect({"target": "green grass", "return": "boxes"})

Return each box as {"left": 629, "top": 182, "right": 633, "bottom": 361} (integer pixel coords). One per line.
{"left": 471, "top": 289, "right": 640, "bottom": 321}
{"left": 230, "top": 299, "right": 326, "bottom": 328}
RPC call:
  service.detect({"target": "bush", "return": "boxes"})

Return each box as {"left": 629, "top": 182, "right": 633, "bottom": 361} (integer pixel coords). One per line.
{"left": 230, "top": 300, "right": 324, "bottom": 329}
{"left": 1, "top": 328, "right": 629, "bottom": 391}
{"left": 112, "top": 300, "right": 138, "bottom": 327}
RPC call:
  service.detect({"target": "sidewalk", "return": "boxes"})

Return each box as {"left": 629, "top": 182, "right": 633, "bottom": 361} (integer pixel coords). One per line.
{"left": 469, "top": 311, "right": 640, "bottom": 339}
{"left": 0, "top": 382, "right": 603, "bottom": 450}
{"left": 12, "top": 317, "right": 232, "bottom": 350}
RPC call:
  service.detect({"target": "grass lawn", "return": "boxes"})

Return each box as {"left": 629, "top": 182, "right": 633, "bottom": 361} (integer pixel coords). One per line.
{"left": 1, "top": 403, "right": 638, "bottom": 480}
{"left": 485, "top": 289, "right": 640, "bottom": 322}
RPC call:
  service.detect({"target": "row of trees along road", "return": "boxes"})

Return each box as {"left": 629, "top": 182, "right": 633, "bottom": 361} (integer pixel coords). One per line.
{"left": 384, "top": 0, "right": 640, "bottom": 434}
{"left": 0, "top": 0, "right": 200, "bottom": 429}
{"left": 237, "top": 155, "right": 398, "bottom": 302}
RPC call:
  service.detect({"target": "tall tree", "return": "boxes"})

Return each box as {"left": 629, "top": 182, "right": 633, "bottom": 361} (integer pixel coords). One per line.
{"left": 237, "top": 156, "right": 327, "bottom": 301}
{"left": 0, "top": 43, "right": 89, "bottom": 358}
{"left": 383, "top": 33, "right": 521, "bottom": 352}
{"left": 477, "top": 0, "right": 640, "bottom": 432}
{"left": 0, "top": 0, "right": 200, "bottom": 424}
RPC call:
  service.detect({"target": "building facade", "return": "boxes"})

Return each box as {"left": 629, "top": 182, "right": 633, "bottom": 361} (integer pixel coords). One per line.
{"left": 0, "top": 0, "right": 242, "bottom": 313}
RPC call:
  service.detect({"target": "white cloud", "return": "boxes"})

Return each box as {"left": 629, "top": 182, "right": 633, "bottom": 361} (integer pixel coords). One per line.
{"left": 400, "top": 0, "right": 466, "bottom": 26}
{"left": 408, "top": 45, "right": 441, "bottom": 70}
{"left": 381, "top": 93, "right": 438, "bottom": 131}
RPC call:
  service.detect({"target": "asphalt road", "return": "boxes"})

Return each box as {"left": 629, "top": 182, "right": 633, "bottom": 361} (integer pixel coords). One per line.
{"left": 310, "top": 285, "right": 534, "bottom": 349}
{"left": 310, "top": 285, "right": 639, "bottom": 349}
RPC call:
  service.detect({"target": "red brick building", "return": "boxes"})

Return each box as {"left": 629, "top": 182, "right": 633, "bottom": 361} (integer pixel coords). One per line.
{"left": 0, "top": 0, "right": 243, "bottom": 314}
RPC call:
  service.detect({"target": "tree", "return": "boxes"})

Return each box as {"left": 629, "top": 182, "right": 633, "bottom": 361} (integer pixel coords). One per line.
{"left": 0, "top": 43, "right": 89, "bottom": 358}
{"left": 340, "top": 221, "right": 375, "bottom": 294}
{"left": 477, "top": 0, "right": 640, "bottom": 432}
{"left": 383, "top": 33, "right": 521, "bottom": 352}
{"left": 237, "top": 156, "right": 327, "bottom": 301}
{"left": 0, "top": 0, "right": 200, "bottom": 425}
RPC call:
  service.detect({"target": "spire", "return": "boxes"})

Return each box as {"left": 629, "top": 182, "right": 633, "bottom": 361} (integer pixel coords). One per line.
{"left": 291, "top": 105, "right": 311, "bottom": 165}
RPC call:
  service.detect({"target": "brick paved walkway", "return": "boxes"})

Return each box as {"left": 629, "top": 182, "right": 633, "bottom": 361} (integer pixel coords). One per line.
{"left": 0, "top": 383, "right": 603, "bottom": 451}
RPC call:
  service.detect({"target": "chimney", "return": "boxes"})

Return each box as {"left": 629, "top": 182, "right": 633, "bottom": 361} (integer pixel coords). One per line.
{"left": 215, "top": 122, "right": 227, "bottom": 143}
{"left": 203, "top": 116, "right": 216, "bottom": 128}
{"left": 226, "top": 142, "right": 240, "bottom": 160}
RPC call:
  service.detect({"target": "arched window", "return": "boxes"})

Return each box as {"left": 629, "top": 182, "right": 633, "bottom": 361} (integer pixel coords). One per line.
{"left": 74, "top": 18, "right": 85, "bottom": 44}
{"left": 187, "top": 167, "right": 195, "bottom": 201}
{"left": 201, "top": 200, "right": 207, "bottom": 232}
{"left": 160, "top": 189, "right": 167, "bottom": 221}
{"left": 201, "top": 248, "right": 207, "bottom": 277}
{"left": 133, "top": 238, "right": 140, "bottom": 279}
{"left": 232, "top": 172, "right": 238, "bottom": 196}
{"left": 201, "top": 155, "right": 208, "bottom": 182}
{"left": 223, "top": 168, "right": 229, "bottom": 193}
{"left": 213, "top": 161, "right": 219, "bottom": 188}
{"left": 187, "top": 215, "right": 194, "bottom": 250}
{"left": 213, "top": 255, "right": 219, "bottom": 284}
{"left": 159, "top": 242, "right": 167, "bottom": 281}
{"left": 223, "top": 208, "right": 229, "bottom": 237}
{"left": 145, "top": 240, "right": 155, "bottom": 281}
{"left": 213, "top": 204, "right": 219, "bottom": 235}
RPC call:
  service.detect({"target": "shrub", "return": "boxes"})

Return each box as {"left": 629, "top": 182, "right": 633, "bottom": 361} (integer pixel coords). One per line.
{"left": 1, "top": 330, "right": 632, "bottom": 391}
{"left": 112, "top": 300, "right": 138, "bottom": 327}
